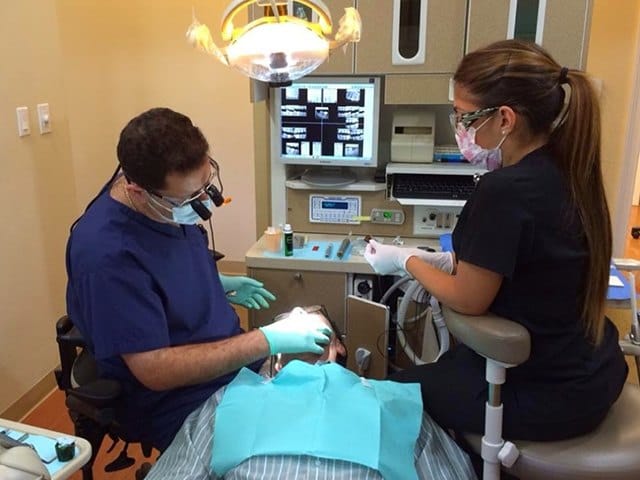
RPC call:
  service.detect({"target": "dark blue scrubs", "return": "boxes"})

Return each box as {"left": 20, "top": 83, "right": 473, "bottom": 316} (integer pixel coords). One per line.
{"left": 66, "top": 188, "right": 252, "bottom": 450}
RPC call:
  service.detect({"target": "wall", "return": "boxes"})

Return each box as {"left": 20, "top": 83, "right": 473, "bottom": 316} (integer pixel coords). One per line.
{"left": 0, "top": 1, "right": 77, "bottom": 414}
{"left": 586, "top": 0, "right": 640, "bottom": 254}
{"left": 1, "top": 0, "right": 256, "bottom": 416}
{"left": 633, "top": 153, "right": 640, "bottom": 206}
{"left": 56, "top": 0, "right": 256, "bottom": 262}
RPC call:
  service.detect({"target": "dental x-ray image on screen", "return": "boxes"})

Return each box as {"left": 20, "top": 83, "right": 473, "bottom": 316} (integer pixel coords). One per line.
{"left": 273, "top": 77, "right": 381, "bottom": 168}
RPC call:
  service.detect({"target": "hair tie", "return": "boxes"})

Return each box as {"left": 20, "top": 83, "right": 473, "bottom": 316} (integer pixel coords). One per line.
{"left": 558, "top": 66, "right": 569, "bottom": 84}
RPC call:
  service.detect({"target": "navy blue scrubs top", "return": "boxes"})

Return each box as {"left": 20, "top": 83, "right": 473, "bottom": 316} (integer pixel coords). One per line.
{"left": 66, "top": 187, "right": 251, "bottom": 450}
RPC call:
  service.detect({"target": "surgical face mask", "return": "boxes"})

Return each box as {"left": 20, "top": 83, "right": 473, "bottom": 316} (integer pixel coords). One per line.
{"left": 454, "top": 118, "right": 508, "bottom": 171}
{"left": 147, "top": 193, "right": 213, "bottom": 224}
{"left": 171, "top": 199, "right": 213, "bottom": 224}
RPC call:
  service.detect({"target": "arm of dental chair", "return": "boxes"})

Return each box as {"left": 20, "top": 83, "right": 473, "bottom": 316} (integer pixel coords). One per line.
{"left": 441, "top": 306, "right": 531, "bottom": 366}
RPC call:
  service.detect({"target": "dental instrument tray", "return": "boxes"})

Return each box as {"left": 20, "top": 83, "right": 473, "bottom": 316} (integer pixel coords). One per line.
{"left": 263, "top": 240, "right": 352, "bottom": 261}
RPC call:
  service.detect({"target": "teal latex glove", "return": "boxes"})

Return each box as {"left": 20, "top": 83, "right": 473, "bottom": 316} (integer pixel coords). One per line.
{"left": 219, "top": 274, "right": 276, "bottom": 309}
{"left": 259, "top": 307, "right": 332, "bottom": 355}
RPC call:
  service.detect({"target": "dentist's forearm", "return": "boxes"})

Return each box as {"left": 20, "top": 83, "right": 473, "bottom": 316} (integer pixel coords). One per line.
{"left": 122, "top": 329, "right": 270, "bottom": 391}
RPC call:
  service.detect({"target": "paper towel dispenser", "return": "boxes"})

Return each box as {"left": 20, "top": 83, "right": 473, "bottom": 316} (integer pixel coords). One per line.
{"left": 391, "top": 110, "right": 435, "bottom": 163}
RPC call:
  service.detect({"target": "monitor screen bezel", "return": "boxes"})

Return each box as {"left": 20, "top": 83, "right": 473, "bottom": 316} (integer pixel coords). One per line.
{"left": 271, "top": 76, "right": 381, "bottom": 168}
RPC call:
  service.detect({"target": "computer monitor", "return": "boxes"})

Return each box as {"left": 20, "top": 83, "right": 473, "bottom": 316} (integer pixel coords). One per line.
{"left": 272, "top": 76, "right": 381, "bottom": 185}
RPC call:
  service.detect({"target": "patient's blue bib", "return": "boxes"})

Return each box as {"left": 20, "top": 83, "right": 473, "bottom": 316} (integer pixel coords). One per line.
{"left": 211, "top": 361, "right": 422, "bottom": 480}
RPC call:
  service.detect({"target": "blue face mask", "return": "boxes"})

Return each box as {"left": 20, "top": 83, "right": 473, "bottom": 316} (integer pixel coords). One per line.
{"left": 172, "top": 199, "right": 213, "bottom": 224}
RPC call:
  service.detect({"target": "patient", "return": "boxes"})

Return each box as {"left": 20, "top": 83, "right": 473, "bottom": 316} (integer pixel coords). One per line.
{"left": 146, "top": 307, "right": 476, "bottom": 480}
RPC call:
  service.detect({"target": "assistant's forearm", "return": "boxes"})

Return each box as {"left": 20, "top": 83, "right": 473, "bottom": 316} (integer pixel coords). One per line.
{"left": 405, "top": 256, "right": 486, "bottom": 314}
{"left": 123, "top": 329, "right": 269, "bottom": 391}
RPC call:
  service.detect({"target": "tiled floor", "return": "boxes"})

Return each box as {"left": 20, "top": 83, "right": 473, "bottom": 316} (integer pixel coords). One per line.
{"left": 20, "top": 209, "right": 640, "bottom": 478}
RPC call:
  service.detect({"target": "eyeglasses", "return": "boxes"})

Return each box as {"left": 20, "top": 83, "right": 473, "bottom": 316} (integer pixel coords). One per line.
{"left": 449, "top": 106, "right": 499, "bottom": 131}
{"left": 149, "top": 157, "right": 220, "bottom": 208}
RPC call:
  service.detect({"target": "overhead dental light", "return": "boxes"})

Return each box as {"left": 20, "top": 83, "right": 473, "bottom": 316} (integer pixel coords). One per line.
{"left": 186, "top": 0, "right": 361, "bottom": 86}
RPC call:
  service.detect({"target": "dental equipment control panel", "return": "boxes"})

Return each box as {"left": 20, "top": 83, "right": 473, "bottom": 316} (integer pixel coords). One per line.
{"left": 309, "top": 194, "right": 361, "bottom": 224}
{"left": 370, "top": 208, "right": 405, "bottom": 225}
{"left": 413, "top": 205, "right": 461, "bottom": 236}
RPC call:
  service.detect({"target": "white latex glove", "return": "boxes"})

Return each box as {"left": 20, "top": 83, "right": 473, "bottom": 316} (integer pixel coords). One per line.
{"left": 363, "top": 240, "right": 407, "bottom": 276}
{"left": 364, "top": 239, "right": 454, "bottom": 276}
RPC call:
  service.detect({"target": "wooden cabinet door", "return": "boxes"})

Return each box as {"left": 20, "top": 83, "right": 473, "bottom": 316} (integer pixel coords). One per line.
{"left": 248, "top": 268, "right": 348, "bottom": 331}
{"left": 314, "top": 0, "right": 356, "bottom": 74}
{"left": 355, "top": 0, "right": 466, "bottom": 74}
{"left": 466, "top": 0, "right": 511, "bottom": 54}
{"left": 467, "top": 0, "right": 590, "bottom": 69}
{"left": 543, "top": 0, "right": 590, "bottom": 69}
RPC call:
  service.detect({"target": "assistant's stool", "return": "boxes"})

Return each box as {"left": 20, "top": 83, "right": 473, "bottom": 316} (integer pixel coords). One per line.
{"left": 465, "top": 383, "right": 640, "bottom": 479}
{"left": 441, "top": 304, "right": 640, "bottom": 480}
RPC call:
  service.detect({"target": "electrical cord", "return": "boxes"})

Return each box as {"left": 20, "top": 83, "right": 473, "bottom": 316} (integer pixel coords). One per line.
{"left": 207, "top": 217, "right": 216, "bottom": 255}
{"left": 70, "top": 164, "right": 122, "bottom": 232}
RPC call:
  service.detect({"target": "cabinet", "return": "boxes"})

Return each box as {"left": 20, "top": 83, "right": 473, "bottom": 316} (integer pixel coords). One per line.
{"left": 542, "top": 0, "right": 590, "bottom": 69}
{"left": 248, "top": 268, "right": 348, "bottom": 332}
{"left": 355, "top": 0, "right": 466, "bottom": 74}
{"left": 313, "top": 0, "right": 356, "bottom": 74}
{"left": 466, "top": 0, "right": 591, "bottom": 69}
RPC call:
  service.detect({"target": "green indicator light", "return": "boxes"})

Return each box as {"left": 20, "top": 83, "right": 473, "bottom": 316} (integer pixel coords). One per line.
{"left": 383, "top": 211, "right": 392, "bottom": 218}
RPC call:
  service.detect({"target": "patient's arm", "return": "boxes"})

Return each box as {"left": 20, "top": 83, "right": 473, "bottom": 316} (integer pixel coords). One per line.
{"left": 145, "top": 388, "right": 224, "bottom": 480}
{"left": 414, "top": 413, "right": 478, "bottom": 479}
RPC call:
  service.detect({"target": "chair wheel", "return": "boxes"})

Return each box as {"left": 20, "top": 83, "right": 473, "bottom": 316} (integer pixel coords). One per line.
{"left": 632, "top": 227, "right": 640, "bottom": 239}
{"left": 135, "top": 462, "right": 153, "bottom": 480}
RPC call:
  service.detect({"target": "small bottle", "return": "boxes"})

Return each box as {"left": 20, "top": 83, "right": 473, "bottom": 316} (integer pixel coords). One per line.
{"left": 283, "top": 223, "right": 293, "bottom": 256}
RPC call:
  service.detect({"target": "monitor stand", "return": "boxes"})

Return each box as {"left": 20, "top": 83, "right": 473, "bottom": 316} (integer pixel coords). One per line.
{"left": 300, "top": 167, "right": 357, "bottom": 188}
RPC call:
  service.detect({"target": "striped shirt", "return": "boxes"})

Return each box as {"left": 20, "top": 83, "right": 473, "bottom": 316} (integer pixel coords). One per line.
{"left": 146, "top": 388, "right": 476, "bottom": 480}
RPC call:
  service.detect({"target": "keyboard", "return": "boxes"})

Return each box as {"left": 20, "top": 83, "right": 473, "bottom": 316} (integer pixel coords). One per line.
{"left": 392, "top": 173, "right": 476, "bottom": 200}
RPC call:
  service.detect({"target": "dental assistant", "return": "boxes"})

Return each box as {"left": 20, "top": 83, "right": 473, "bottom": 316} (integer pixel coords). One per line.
{"left": 66, "top": 108, "right": 330, "bottom": 451}
{"left": 365, "top": 40, "right": 627, "bottom": 445}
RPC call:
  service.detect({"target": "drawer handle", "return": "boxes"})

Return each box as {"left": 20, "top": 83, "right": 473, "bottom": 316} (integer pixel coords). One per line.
{"left": 294, "top": 273, "right": 303, "bottom": 281}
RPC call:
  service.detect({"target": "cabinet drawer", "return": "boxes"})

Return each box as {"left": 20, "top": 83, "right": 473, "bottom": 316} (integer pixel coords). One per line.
{"left": 248, "top": 268, "right": 348, "bottom": 332}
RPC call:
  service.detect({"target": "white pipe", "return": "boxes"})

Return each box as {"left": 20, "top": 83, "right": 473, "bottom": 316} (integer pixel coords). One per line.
{"left": 430, "top": 296, "right": 449, "bottom": 359}
{"left": 397, "top": 280, "right": 428, "bottom": 365}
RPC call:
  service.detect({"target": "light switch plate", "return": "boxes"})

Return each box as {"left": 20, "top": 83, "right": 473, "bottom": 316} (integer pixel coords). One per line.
{"left": 16, "top": 106, "right": 30, "bottom": 137}
{"left": 37, "top": 103, "right": 51, "bottom": 134}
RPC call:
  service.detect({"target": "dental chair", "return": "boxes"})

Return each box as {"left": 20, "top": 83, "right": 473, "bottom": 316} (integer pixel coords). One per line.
{"left": 438, "top": 259, "right": 640, "bottom": 480}
{"left": 54, "top": 315, "right": 154, "bottom": 480}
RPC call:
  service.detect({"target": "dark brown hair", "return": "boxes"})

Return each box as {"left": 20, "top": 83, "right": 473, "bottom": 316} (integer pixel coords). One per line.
{"left": 117, "top": 108, "right": 209, "bottom": 190}
{"left": 454, "top": 40, "right": 611, "bottom": 345}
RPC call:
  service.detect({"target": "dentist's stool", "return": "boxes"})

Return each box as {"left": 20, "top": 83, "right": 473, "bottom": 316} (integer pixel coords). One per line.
{"left": 442, "top": 306, "right": 640, "bottom": 480}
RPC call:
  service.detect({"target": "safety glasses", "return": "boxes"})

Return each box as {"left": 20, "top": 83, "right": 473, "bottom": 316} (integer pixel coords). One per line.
{"left": 148, "top": 157, "right": 221, "bottom": 208}
{"left": 449, "top": 106, "right": 499, "bottom": 131}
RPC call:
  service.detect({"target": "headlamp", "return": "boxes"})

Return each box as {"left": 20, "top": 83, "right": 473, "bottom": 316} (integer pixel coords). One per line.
{"left": 190, "top": 184, "right": 226, "bottom": 221}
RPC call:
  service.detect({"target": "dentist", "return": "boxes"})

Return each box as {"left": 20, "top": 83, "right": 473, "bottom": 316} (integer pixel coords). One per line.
{"left": 66, "top": 107, "right": 330, "bottom": 451}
